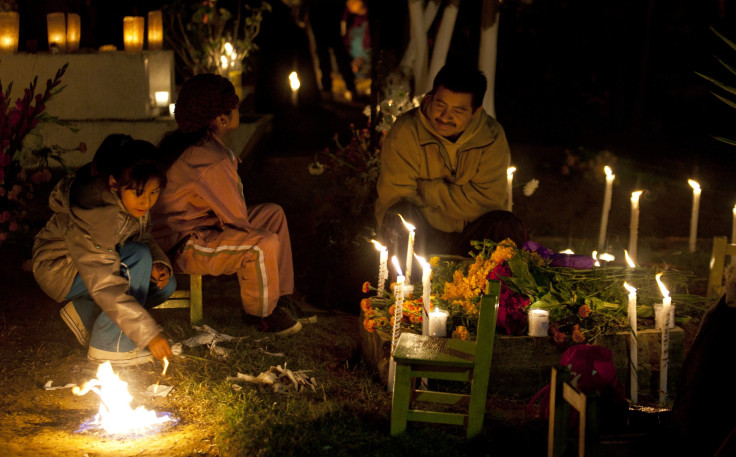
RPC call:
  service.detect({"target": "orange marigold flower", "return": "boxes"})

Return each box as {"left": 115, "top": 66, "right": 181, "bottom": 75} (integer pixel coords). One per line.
{"left": 409, "top": 314, "right": 421, "bottom": 324}
{"left": 572, "top": 324, "right": 585, "bottom": 343}
{"left": 429, "top": 256, "right": 440, "bottom": 267}
{"left": 388, "top": 305, "right": 395, "bottom": 316}
{"left": 377, "top": 316, "right": 389, "bottom": 327}
{"left": 452, "top": 326, "right": 470, "bottom": 340}
{"left": 553, "top": 331, "right": 566, "bottom": 344}
{"left": 360, "top": 298, "right": 371, "bottom": 313}
{"left": 363, "top": 318, "right": 376, "bottom": 333}
{"left": 578, "top": 304, "right": 591, "bottom": 318}
{"left": 362, "top": 281, "right": 372, "bottom": 293}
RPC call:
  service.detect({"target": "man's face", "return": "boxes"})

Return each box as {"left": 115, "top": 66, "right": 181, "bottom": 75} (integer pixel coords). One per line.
{"left": 427, "top": 86, "right": 477, "bottom": 139}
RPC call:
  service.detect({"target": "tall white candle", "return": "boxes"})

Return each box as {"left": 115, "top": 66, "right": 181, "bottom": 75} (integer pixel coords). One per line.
{"left": 371, "top": 240, "right": 389, "bottom": 296}
{"left": 597, "top": 166, "right": 615, "bottom": 252}
{"left": 656, "top": 273, "right": 671, "bottom": 405}
{"left": 629, "top": 191, "right": 642, "bottom": 265}
{"left": 732, "top": 204, "right": 736, "bottom": 244}
{"left": 688, "top": 179, "right": 701, "bottom": 253}
{"left": 506, "top": 166, "right": 516, "bottom": 212}
{"left": 399, "top": 214, "right": 416, "bottom": 284}
{"left": 415, "top": 255, "right": 432, "bottom": 336}
{"left": 388, "top": 256, "right": 405, "bottom": 392}
{"left": 623, "top": 282, "right": 638, "bottom": 404}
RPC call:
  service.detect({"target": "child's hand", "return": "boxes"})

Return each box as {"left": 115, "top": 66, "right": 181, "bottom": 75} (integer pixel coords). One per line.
{"left": 151, "top": 263, "right": 171, "bottom": 289}
{"left": 148, "top": 333, "right": 173, "bottom": 361}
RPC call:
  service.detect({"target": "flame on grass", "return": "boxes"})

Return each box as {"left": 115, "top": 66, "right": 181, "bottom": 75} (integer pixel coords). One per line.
{"left": 73, "top": 361, "right": 174, "bottom": 435}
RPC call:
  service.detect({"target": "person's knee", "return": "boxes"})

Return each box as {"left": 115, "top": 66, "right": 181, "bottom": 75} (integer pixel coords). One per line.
{"left": 120, "top": 241, "right": 152, "bottom": 265}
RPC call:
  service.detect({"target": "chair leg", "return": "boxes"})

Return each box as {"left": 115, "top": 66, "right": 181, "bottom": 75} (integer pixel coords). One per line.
{"left": 390, "top": 363, "right": 411, "bottom": 436}
{"left": 190, "top": 274, "right": 203, "bottom": 325}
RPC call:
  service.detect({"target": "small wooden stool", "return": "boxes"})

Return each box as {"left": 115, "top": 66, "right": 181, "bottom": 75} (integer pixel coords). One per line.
{"left": 154, "top": 274, "right": 203, "bottom": 325}
{"left": 707, "top": 236, "right": 736, "bottom": 299}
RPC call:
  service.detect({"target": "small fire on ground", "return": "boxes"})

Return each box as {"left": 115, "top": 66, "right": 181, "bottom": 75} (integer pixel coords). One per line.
{"left": 72, "top": 361, "right": 177, "bottom": 436}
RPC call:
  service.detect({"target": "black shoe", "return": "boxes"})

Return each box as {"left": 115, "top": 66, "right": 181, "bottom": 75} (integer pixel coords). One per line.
{"left": 256, "top": 306, "right": 302, "bottom": 337}
{"left": 277, "top": 296, "right": 318, "bottom": 324}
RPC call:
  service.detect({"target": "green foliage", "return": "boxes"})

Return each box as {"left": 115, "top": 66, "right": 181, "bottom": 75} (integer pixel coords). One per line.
{"left": 696, "top": 27, "right": 736, "bottom": 146}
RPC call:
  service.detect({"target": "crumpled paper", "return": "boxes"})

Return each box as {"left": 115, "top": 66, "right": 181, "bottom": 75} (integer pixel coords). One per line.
{"left": 44, "top": 380, "right": 76, "bottom": 391}
{"left": 180, "top": 324, "right": 247, "bottom": 347}
{"left": 144, "top": 384, "right": 174, "bottom": 397}
{"left": 227, "top": 364, "right": 317, "bottom": 393}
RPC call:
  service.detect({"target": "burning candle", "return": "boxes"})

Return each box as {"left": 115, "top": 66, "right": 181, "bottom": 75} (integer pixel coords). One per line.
{"left": 169, "top": 103, "right": 176, "bottom": 118}
{"left": 428, "top": 307, "right": 449, "bottom": 337}
{"left": 388, "top": 256, "right": 405, "bottom": 391}
{"left": 154, "top": 91, "right": 170, "bottom": 108}
{"left": 629, "top": 190, "right": 642, "bottom": 264}
{"left": 506, "top": 166, "right": 516, "bottom": 212}
{"left": 597, "top": 166, "right": 615, "bottom": 252}
{"left": 289, "top": 71, "right": 300, "bottom": 106}
{"left": 688, "top": 179, "right": 701, "bottom": 253}
{"left": 527, "top": 308, "right": 549, "bottom": 337}
{"left": 123, "top": 16, "right": 145, "bottom": 53}
{"left": 47, "top": 12, "right": 67, "bottom": 52}
{"left": 0, "top": 12, "right": 19, "bottom": 54}
{"left": 415, "top": 254, "right": 432, "bottom": 336}
{"left": 398, "top": 214, "right": 416, "bottom": 284}
{"left": 66, "top": 13, "right": 80, "bottom": 52}
{"left": 656, "top": 273, "right": 672, "bottom": 405}
{"left": 732, "top": 204, "right": 736, "bottom": 244}
{"left": 147, "top": 10, "right": 164, "bottom": 50}
{"left": 623, "top": 281, "right": 638, "bottom": 404}
{"left": 371, "top": 240, "right": 389, "bottom": 296}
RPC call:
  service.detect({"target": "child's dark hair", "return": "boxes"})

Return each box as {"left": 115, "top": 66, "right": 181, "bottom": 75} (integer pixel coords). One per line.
{"left": 159, "top": 73, "right": 239, "bottom": 168}
{"left": 431, "top": 63, "right": 487, "bottom": 111}
{"left": 92, "top": 133, "right": 133, "bottom": 177}
{"left": 110, "top": 140, "right": 167, "bottom": 196}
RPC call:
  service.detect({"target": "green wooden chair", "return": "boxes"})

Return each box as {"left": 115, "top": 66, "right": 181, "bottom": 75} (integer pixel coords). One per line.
{"left": 154, "top": 273, "right": 203, "bottom": 325}
{"left": 390, "top": 280, "right": 500, "bottom": 438}
{"left": 547, "top": 366, "right": 600, "bottom": 457}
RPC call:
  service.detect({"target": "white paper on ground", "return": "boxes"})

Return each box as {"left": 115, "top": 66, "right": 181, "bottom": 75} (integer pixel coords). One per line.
{"left": 144, "top": 384, "right": 174, "bottom": 397}
{"left": 44, "top": 380, "right": 76, "bottom": 391}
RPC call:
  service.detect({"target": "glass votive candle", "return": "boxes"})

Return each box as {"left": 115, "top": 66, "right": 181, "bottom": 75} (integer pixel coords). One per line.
{"left": 528, "top": 308, "right": 550, "bottom": 337}
{"left": 428, "top": 307, "right": 449, "bottom": 337}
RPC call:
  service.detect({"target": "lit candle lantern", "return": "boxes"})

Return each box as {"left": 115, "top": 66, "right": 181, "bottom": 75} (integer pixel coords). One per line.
{"left": 398, "top": 214, "right": 416, "bottom": 284}
{"left": 506, "top": 166, "right": 516, "bottom": 212}
{"left": 629, "top": 190, "right": 642, "bottom": 265}
{"left": 154, "top": 91, "right": 169, "bottom": 108}
{"left": 47, "top": 12, "right": 67, "bottom": 52}
{"left": 99, "top": 44, "right": 117, "bottom": 52}
{"left": 688, "top": 179, "right": 701, "bottom": 253}
{"left": 147, "top": 10, "right": 163, "bottom": 50}
{"left": 623, "top": 281, "right": 638, "bottom": 404}
{"left": 123, "top": 16, "right": 145, "bottom": 54}
{"left": 656, "top": 273, "right": 672, "bottom": 405}
{"left": 428, "top": 306, "right": 449, "bottom": 337}
{"left": 66, "top": 13, "right": 80, "bottom": 52}
{"left": 597, "top": 165, "right": 615, "bottom": 252}
{"left": 289, "top": 71, "right": 300, "bottom": 106}
{"left": 0, "top": 12, "right": 19, "bottom": 54}
{"left": 371, "top": 240, "right": 389, "bottom": 296}
{"left": 527, "top": 308, "right": 549, "bottom": 337}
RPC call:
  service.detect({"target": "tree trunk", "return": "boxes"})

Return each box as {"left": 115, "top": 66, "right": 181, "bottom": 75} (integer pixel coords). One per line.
{"left": 425, "top": 0, "right": 461, "bottom": 94}
{"left": 478, "top": 0, "right": 500, "bottom": 117}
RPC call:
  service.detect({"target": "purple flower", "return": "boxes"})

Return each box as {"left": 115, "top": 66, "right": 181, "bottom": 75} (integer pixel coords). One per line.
{"left": 549, "top": 254, "right": 595, "bottom": 269}
{"left": 522, "top": 240, "right": 554, "bottom": 259}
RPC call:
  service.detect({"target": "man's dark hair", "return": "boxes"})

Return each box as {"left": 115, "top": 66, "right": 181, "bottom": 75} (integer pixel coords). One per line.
{"left": 431, "top": 64, "right": 487, "bottom": 110}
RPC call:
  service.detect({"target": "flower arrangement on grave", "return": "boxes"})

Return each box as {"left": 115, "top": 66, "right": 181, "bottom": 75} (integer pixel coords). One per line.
{"left": 360, "top": 287, "right": 424, "bottom": 335}
{"left": 0, "top": 63, "right": 84, "bottom": 246}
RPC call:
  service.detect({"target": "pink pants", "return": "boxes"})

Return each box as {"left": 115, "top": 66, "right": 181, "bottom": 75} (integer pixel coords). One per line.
{"left": 172, "top": 203, "right": 294, "bottom": 317}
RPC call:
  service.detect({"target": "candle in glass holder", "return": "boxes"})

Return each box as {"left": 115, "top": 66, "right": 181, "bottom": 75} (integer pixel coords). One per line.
{"left": 688, "top": 179, "right": 701, "bottom": 253}
{"left": 47, "top": 12, "right": 67, "bottom": 52}
{"left": 147, "top": 10, "right": 163, "bottom": 50}
{"left": 428, "top": 307, "right": 448, "bottom": 337}
{"left": 528, "top": 309, "right": 549, "bottom": 337}
{"left": 0, "top": 12, "right": 19, "bottom": 54}
{"left": 66, "top": 13, "right": 80, "bottom": 52}
{"left": 123, "top": 16, "right": 145, "bottom": 53}
{"left": 597, "top": 166, "right": 615, "bottom": 252}
{"left": 154, "top": 91, "right": 170, "bottom": 108}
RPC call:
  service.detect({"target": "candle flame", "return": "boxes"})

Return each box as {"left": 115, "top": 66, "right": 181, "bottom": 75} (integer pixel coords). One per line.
{"left": 624, "top": 250, "right": 636, "bottom": 268}
{"left": 631, "top": 190, "right": 642, "bottom": 203}
{"left": 162, "top": 357, "right": 169, "bottom": 376}
{"left": 507, "top": 166, "right": 516, "bottom": 177}
{"left": 391, "top": 255, "right": 402, "bottom": 276}
{"left": 655, "top": 273, "right": 670, "bottom": 298}
{"left": 604, "top": 166, "right": 613, "bottom": 177}
{"left": 224, "top": 41, "right": 233, "bottom": 55}
{"left": 733, "top": 204, "right": 736, "bottom": 215}
{"left": 591, "top": 251, "right": 600, "bottom": 267}
{"left": 559, "top": 248, "right": 575, "bottom": 254}
{"left": 289, "top": 72, "right": 300, "bottom": 91}
{"left": 398, "top": 214, "right": 416, "bottom": 232}
{"left": 414, "top": 254, "right": 430, "bottom": 269}
{"left": 370, "top": 239, "right": 387, "bottom": 251}
{"left": 688, "top": 179, "right": 700, "bottom": 191}
{"left": 599, "top": 252, "right": 615, "bottom": 262}
{"left": 623, "top": 281, "right": 636, "bottom": 294}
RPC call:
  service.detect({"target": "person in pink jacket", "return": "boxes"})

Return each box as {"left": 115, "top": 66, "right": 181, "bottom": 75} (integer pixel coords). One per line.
{"left": 152, "top": 74, "right": 303, "bottom": 336}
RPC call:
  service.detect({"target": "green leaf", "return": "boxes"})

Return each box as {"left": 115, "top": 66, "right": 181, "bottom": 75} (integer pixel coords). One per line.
{"left": 711, "top": 27, "right": 736, "bottom": 54}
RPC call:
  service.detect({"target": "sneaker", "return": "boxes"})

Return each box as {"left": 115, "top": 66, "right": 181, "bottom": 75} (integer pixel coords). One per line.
{"left": 256, "top": 306, "right": 302, "bottom": 337}
{"left": 60, "top": 301, "right": 90, "bottom": 347}
{"left": 277, "top": 296, "right": 318, "bottom": 325}
{"left": 87, "top": 346, "right": 154, "bottom": 366}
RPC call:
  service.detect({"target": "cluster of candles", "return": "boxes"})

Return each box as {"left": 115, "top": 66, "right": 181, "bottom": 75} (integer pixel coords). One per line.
{"left": 0, "top": 10, "right": 164, "bottom": 54}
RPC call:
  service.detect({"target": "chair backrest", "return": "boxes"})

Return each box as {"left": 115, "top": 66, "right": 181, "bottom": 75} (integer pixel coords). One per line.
{"left": 708, "top": 236, "right": 736, "bottom": 299}
{"left": 471, "top": 280, "right": 500, "bottom": 384}
{"left": 548, "top": 366, "right": 588, "bottom": 457}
